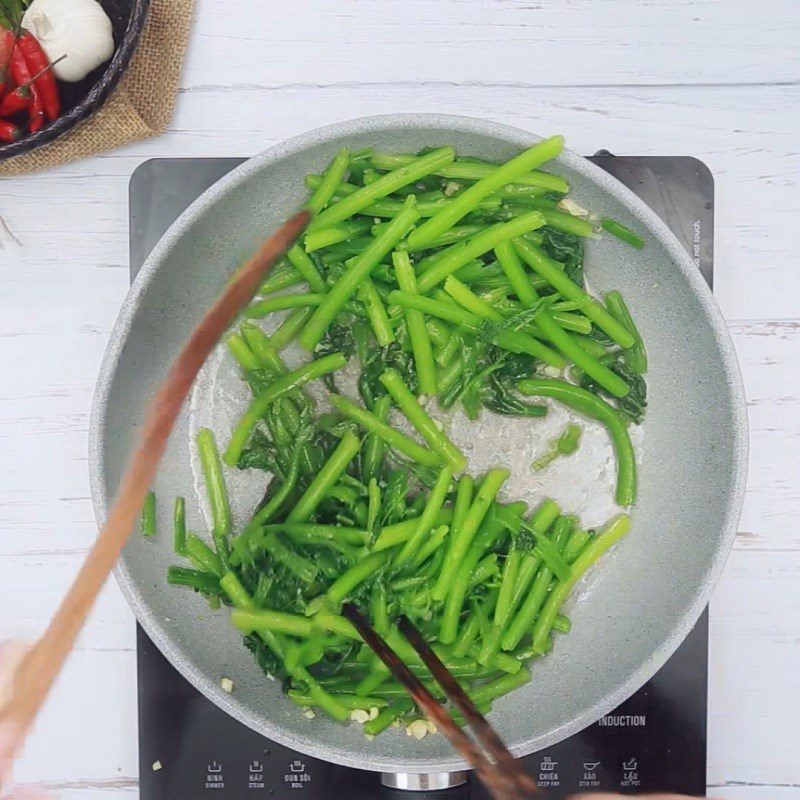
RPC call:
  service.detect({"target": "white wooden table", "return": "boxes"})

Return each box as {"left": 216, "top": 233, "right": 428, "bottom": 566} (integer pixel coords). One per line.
{"left": 1, "top": 2, "right": 798, "bottom": 797}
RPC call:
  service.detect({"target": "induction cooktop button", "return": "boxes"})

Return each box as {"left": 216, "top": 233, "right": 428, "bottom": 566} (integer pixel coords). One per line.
{"left": 579, "top": 761, "right": 602, "bottom": 788}
{"left": 248, "top": 759, "right": 266, "bottom": 790}
{"left": 536, "top": 756, "right": 560, "bottom": 788}
{"left": 204, "top": 760, "right": 226, "bottom": 790}
{"left": 620, "top": 758, "right": 641, "bottom": 789}
{"left": 284, "top": 760, "right": 312, "bottom": 789}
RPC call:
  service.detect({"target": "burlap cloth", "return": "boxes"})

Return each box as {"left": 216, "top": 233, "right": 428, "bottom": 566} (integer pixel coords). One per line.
{"left": 0, "top": 0, "right": 195, "bottom": 177}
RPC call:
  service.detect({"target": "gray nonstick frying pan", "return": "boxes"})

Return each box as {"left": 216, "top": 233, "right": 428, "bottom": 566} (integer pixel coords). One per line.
{"left": 89, "top": 114, "right": 747, "bottom": 776}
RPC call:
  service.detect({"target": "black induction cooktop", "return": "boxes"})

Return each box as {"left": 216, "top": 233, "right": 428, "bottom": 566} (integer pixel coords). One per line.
{"left": 130, "top": 153, "right": 714, "bottom": 799}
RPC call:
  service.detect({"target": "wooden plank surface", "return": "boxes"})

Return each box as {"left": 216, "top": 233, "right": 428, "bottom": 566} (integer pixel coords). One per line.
{"left": 1, "top": 1, "right": 798, "bottom": 796}
{"left": 182, "top": 0, "right": 800, "bottom": 87}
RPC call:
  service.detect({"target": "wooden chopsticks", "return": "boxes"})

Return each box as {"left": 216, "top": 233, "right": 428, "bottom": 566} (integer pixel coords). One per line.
{"left": 341, "top": 603, "right": 538, "bottom": 800}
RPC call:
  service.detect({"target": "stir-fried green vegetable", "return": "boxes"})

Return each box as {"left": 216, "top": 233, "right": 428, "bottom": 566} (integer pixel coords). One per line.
{"left": 531, "top": 423, "right": 582, "bottom": 471}
{"left": 160, "top": 138, "right": 648, "bottom": 736}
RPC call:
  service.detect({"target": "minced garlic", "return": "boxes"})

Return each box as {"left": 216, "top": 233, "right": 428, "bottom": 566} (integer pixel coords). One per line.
{"left": 406, "top": 719, "right": 430, "bottom": 739}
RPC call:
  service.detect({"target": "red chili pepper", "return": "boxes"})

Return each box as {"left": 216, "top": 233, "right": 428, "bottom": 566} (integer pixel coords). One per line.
{"left": 2, "top": 67, "right": 17, "bottom": 97}
{"left": 10, "top": 40, "right": 31, "bottom": 85}
{"left": 17, "top": 32, "right": 59, "bottom": 122}
{"left": 0, "top": 79, "right": 31, "bottom": 115}
{"left": 7, "top": 38, "right": 44, "bottom": 133}
{"left": 28, "top": 85, "right": 43, "bottom": 132}
{"left": 0, "top": 27, "right": 15, "bottom": 96}
{"left": 0, "top": 55, "right": 61, "bottom": 117}
{"left": 0, "top": 117, "right": 22, "bottom": 141}
{"left": 0, "top": 27, "right": 14, "bottom": 62}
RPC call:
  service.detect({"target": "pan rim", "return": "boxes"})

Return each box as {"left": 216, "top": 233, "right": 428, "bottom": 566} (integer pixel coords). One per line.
{"left": 89, "top": 113, "right": 748, "bottom": 773}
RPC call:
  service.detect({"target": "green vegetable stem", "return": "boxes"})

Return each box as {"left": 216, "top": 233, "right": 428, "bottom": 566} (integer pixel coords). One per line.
{"left": 141, "top": 490, "right": 156, "bottom": 538}
{"left": 531, "top": 423, "right": 582, "bottom": 471}
{"left": 518, "top": 378, "right": 637, "bottom": 505}
{"left": 299, "top": 197, "right": 419, "bottom": 350}
{"left": 407, "top": 136, "right": 564, "bottom": 251}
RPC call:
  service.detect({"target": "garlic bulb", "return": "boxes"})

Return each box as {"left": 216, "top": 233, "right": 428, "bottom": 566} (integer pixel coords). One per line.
{"left": 22, "top": 0, "right": 115, "bottom": 83}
